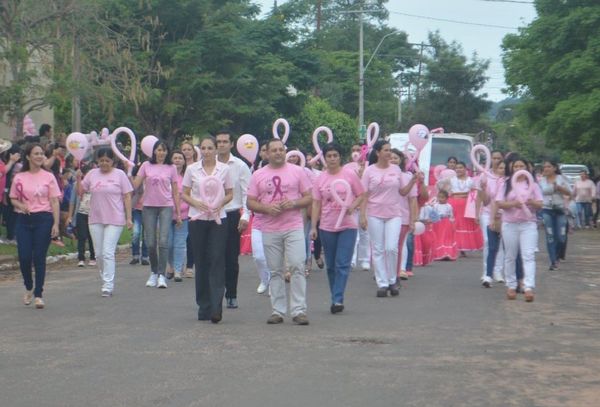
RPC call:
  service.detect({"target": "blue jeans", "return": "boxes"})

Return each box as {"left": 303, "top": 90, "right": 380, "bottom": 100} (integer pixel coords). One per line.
{"left": 319, "top": 228, "right": 357, "bottom": 305}
{"left": 143, "top": 206, "right": 173, "bottom": 275}
{"left": 541, "top": 209, "right": 567, "bottom": 266}
{"left": 486, "top": 227, "right": 501, "bottom": 278}
{"left": 131, "top": 209, "right": 148, "bottom": 258}
{"left": 576, "top": 202, "right": 593, "bottom": 227}
{"left": 405, "top": 232, "right": 414, "bottom": 271}
{"left": 168, "top": 219, "right": 189, "bottom": 273}
{"left": 16, "top": 212, "right": 54, "bottom": 297}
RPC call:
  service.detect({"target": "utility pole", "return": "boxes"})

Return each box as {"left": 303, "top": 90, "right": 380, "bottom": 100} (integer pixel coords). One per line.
{"left": 316, "top": 0, "right": 322, "bottom": 32}
{"left": 397, "top": 74, "right": 402, "bottom": 126}
{"left": 71, "top": 32, "right": 81, "bottom": 132}
{"left": 358, "top": 3, "right": 365, "bottom": 140}
{"left": 415, "top": 42, "right": 425, "bottom": 99}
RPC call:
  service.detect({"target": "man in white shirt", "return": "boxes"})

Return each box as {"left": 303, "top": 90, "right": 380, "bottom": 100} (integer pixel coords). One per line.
{"left": 574, "top": 170, "right": 595, "bottom": 228}
{"left": 216, "top": 131, "right": 252, "bottom": 308}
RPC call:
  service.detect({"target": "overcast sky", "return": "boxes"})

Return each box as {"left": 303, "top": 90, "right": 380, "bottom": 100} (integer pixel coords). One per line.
{"left": 254, "top": 0, "right": 538, "bottom": 101}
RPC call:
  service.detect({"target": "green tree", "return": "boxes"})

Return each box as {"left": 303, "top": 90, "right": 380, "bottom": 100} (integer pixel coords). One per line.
{"left": 403, "top": 32, "right": 491, "bottom": 133}
{"left": 291, "top": 96, "right": 356, "bottom": 156}
{"left": 502, "top": 0, "right": 600, "bottom": 166}
{"left": 0, "top": 0, "right": 76, "bottom": 137}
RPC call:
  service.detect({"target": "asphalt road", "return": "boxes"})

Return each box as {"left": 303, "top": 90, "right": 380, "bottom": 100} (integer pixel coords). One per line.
{"left": 1, "top": 231, "right": 599, "bottom": 407}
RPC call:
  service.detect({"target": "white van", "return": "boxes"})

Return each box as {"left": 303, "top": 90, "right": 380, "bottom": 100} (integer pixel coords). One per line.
{"left": 559, "top": 164, "right": 589, "bottom": 186}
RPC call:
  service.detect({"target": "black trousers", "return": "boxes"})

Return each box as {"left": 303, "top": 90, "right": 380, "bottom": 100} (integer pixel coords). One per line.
{"left": 224, "top": 211, "right": 241, "bottom": 299}
{"left": 76, "top": 213, "right": 95, "bottom": 261}
{"left": 189, "top": 219, "right": 227, "bottom": 319}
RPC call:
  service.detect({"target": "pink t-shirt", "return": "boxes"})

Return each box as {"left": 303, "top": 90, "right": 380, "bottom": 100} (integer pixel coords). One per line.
{"left": 312, "top": 168, "right": 365, "bottom": 232}
{"left": 247, "top": 163, "right": 311, "bottom": 233}
{"left": 10, "top": 170, "right": 61, "bottom": 214}
{"left": 495, "top": 181, "right": 542, "bottom": 223}
{"left": 477, "top": 174, "right": 503, "bottom": 216}
{"left": 82, "top": 168, "right": 133, "bottom": 225}
{"left": 138, "top": 162, "right": 178, "bottom": 207}
{"left": 399, "top": 172, "right": 417, "bottom": 225}
{"left": 182, "top": 161, "right": 232, "bottom": 221}
{"left": 174, "top": 173, "right": 189, "bottom": 220}
{"left": 361, "top": 164, "right": 404, "bottom": 219}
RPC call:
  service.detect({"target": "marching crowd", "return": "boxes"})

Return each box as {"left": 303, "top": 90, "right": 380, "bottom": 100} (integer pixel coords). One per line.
{"left": 5, "top": 125, "right": 599, "bottom": 324}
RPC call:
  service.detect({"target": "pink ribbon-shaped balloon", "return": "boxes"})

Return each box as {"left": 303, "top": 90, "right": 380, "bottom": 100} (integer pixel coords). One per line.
{"left": 470, "top": 144, "right": 492, "bottom": 184}
{"left": 110, "top": 127, "right": 137, "bottom": 175}
{"left": 196, "top": 175, "right": 225, "bottom": 224}
{"left": 434, "top": 164, "right": 447, "bottom": 181}
{"left": 330, "top": 179, "right": 353, "bottom": 229}
{"left": 272, "top": 118, "right": 290, "bottom": 145}
{"left": 286, "top": 150, "right": 306, "bottom": 167}
{"left": 511, "top": 169, "right": 535, "bottom": 218}
{"left": 366, "top": 122, "right": 379, "bottom": 150}
{"left": 308, "top": 126, "right": 333, "bottom": 166}
{"left": 430, "top": 127, "right": 445, "bottom": 134}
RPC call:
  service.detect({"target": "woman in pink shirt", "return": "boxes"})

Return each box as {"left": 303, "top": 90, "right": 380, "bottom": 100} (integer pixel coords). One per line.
{"left": 9, "top": 143, "right": 61, "bottom": 308}
{"left": 132, "top": 141, "right": 181, "bottom": 289}
{"left": 390, "top": 149, "right": 419, "bottom": 280}
{"left": 496, "top": 157, "right": 543, "bottom": 302}
{"left": 182, "top": 137, "right": 233, "bottom": 323}
{"left": 167, "top": 150, "right": 189, "bottom": 282}
{"left": 80, "top": 148, "right": 133, "bottom": 297}
{"left": 310, "top": 143, "right": 365, "bottom": 313}
{"left": 360, "top": 140, "right": 406, "bottom": 297}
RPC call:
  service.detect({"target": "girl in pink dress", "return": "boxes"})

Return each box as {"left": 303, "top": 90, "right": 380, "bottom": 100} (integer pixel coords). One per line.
{"left": 432, "top": 190, "right": 458, "bottom": 260}
{"left": 446, "top": 161, "right": 483, "bottom": 254}
{"left": 413, "top": 205, "right": 436, "bottom": 266}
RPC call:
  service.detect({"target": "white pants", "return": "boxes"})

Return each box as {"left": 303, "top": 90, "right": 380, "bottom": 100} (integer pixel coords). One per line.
{"left": 368, "top": 216, "right": 402, "bottom": 288}
{"left": 502, "top": 222, "right": 537, "bottom": 290}
{"left": 89, "top": 224, "right": 124, "bottom": 292}
{"left": 251, "top": 228, "right": 271, "bottom": 285}
{"left": 352, "top": 214, "right": 371, "bottom": 266}
{"left": 262, "top": 229, "right": 307, "bottom": 317}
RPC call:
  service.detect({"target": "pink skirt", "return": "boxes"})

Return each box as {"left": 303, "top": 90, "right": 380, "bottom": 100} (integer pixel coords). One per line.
{"left": 432, "top": 218, "right": 458, "bottom": 261}
{"left": 414, "top": 224, "right": 435, "bottom": 266}
{"left": 449, "top": 196, "right": 483, "bottom": 251}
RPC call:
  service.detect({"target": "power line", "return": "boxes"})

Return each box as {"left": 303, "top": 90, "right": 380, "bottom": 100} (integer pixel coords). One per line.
{"left": 478, "top": 0, "right": 533, "bottom": 4}
{"left": 388, "top": 10, "right": 520, "bottom": 30}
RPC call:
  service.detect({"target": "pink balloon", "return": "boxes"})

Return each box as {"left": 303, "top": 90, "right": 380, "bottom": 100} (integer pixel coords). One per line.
{"left": 434, "top": 164, "right": 447, "bottom": 180}
{"left": 430, "top": 127, "right": 445, "bottom": 134}
{"left": 236, "top": 133, "right": 259, "bottom": 165}
{"left": 408, "top": 124, "right": 430, "bottom": 152}
{"left": 470, "top": 144, "right": 491, "bottom": 183}
{"left": 141, "top": 135, "right": 158, "bottom": 158}
{"left": 413, "top": 221, "right": 426, "bottom": 236}
{"left": 272, "top": 118, "right": 290, "bottom": 145}
{"left": 330, "top": 179, "right": 353, "bottom": 229}
{"left": 511, "top": 169, "right": 535, "bottom": 218}
{"left": 194, "top": 176, "right": 225, "bottom": 224}
{"left": 366, "top": 122, "right": 379, "bottom": 149}
{"left": 286, "top": 150, "right": 306, "bottom": 168}
{"left": 23, "top": 115, "right": 36, "bottom": 136}
{"left": 110, "top": 127, "right": 137, "bottom": 175}
{"left": 309, "top": 126, "right": 333, "bottom": 166}
{"left": 66, "top": 132, "right": 89, "bottom": 161}
{"left": 440, "top": 169, "right": 456, "bottom": 180}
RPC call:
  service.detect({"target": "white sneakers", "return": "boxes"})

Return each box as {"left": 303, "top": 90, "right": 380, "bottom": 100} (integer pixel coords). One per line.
{"left": 157, "top": 275, "right": 168, "bottom": 288}
{"left": 482, "top": 275, "right": 493, "bottom": 288}
{"left": 360, "top": 263, "right": 370, "bottom": 271}
{"left": 78, "top": 261, "right": 85, "bottom": 267}
{"left": 257, "top": 282, "right": 268, "bottom": 294}
{"left": 146, "top": 273, "right": 168, "bottom": 288}
{"left": 146, "top": 273, "right": 158, "bottom": 287}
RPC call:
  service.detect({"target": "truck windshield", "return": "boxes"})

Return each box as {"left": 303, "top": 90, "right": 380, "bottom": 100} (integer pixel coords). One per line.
{"left": 431, "top": 138, "right": 473, "bottom": 167}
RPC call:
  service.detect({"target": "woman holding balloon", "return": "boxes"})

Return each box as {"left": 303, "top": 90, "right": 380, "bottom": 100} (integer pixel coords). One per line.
{"left": 360, "top": 140, "right": 407, "bottom": 298}
{"left": 166, "top": 150, "right": 189, "bottom": 282}
{"left": 132, "top": 140, "right": 181, "bottom": 289}
{"left": 310, "top": 143, "right": 365, "bottom": 313}
{"left": 495, "top": 157, "right": 542, "bottom": 302}
{"left": 182, "top": 136, "right": 233, "bottom": 323}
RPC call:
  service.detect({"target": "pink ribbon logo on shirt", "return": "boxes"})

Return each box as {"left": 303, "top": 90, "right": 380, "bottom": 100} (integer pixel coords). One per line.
{"left": 271, "top": 176, "right": 284, "bottom": 202}
{"left": 331, "top": 179, "right": 353, "bottom": 229}
{"left": 15, "top": 182, "right": 28, "bottom": 201}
